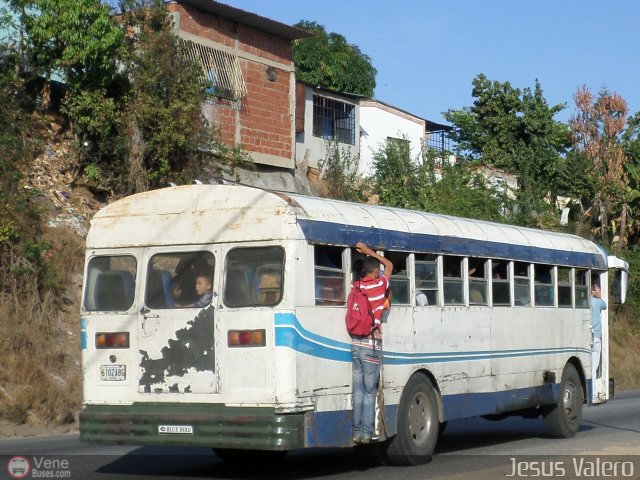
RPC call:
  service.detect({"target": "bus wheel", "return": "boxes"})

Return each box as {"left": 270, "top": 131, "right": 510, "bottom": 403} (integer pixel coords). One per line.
{"left": 385, "top": 374, "right": 439, "bottom": 466}
{"left": 543, "top": 363, "right": 583, "bottom": 438}
{"left": 212, "top": 448, "right": 288, "bottom": 463}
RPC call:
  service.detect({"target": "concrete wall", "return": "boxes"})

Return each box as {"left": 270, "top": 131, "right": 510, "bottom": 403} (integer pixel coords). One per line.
{"left": 294, "top": 86, "right": 360, "bottom": 170}
{"left": 171, "top": 3, "right": 295, "bottom": 168}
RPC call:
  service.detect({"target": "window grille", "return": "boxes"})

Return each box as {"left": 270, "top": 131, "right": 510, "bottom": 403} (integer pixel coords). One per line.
{"left": 179, "top": 39, "right": 246, "bottom": 102}
{"left": 426, "top": 129, "right": 451, "bottom": 163}
{"left": 312, "top": 94, "right": 355, "bottom": 145}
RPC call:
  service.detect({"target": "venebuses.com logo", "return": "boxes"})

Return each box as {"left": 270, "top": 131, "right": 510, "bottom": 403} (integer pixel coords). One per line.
{"left": 6, "top": 455, "right": 71, "bottom": 478}
{"left": 7, "top": 456, "right": 30, "bottom": 479}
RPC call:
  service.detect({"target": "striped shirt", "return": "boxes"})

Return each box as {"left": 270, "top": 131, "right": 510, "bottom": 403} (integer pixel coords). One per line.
{"left": 359, "top": 275, "right": 390, "bottom": 326}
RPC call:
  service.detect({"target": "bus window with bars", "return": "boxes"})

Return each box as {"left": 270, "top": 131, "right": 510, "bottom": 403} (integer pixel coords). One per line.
{"left": 314, "top": 245, "right": 346, "bottom": 305}
{"left": 468, "top": 258, "right": 488, "bottom": 306}
{"left": 575, "top": 269, "right": 590, "bottom": 308}
{"left": 415, "top": 254, "right": 438, "bottom": 306}
{"left": 514, "top": 261, "right": 531, "bottom": 307}
{"left": 443, "top": 256, "right": 464, "bottom": 305}
{"left": 534, "top": 264, "right": 554, "bottom": 307}
{"left": 491, "top": 260, "right": 510, "bottom": 306}
{"left": 384, "top": 251, "right": 410, "bottom": 305}
{"left": 558, "top": 267, "right": 573, "bottom": 308}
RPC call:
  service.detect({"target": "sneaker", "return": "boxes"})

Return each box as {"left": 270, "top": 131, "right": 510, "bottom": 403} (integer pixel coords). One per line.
{"left": 352, "top": 433, "right": 364, "bottom": 444}
{"left": 359, "top": 436, "right": 371, "bottom": 444}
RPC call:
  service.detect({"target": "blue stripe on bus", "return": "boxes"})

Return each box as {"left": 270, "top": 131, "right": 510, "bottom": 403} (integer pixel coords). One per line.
{"left": 274, "top": 313, "right": 590, "bottom": 364}
{"left": 81, "top": 317, "right": 87, "bottom": 350}
{"left": 304, "top": 384, "right": 560, "bottom": 445}
{"left": 297, "top": 219, "right": 608, "bottom": 269}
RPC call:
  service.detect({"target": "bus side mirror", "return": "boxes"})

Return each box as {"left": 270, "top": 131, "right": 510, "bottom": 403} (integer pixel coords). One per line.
{"left": 612, "top": 270, "right": 628, "bottom": 305}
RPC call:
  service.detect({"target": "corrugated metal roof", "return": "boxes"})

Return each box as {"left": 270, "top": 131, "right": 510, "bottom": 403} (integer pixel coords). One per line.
{"left": 176, "top": 0, "right": 311, "bottom": 40}
{"left": 88, "top": 185, "right": 607, "bottom": 268}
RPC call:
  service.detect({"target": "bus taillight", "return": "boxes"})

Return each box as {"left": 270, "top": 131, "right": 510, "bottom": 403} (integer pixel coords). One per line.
{"left": 95, "top": 332, "right": 130, "bottom": 349}
{"left": 227, "top": 329, "right": 266, "bottom": 347}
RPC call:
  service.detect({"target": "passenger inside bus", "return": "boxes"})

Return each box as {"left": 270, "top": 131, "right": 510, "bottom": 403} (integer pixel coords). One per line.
{"left": 189, "top": 271, "right": 214, "bottom": 308}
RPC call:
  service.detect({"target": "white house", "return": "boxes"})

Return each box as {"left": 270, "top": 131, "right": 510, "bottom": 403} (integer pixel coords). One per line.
{"left": 358, "top": 99, "right": 428, "bottom": 176}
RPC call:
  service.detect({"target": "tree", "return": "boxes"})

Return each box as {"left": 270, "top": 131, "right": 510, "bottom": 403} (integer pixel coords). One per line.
{"left": 371, "top": 138, "right": 504, "bottom": 221}
{"left": 11, "top": 0, "right": 123, "bottom": 90}
{"left": 372, "top": 138, "right": 427, "bottom": 210}
{"left": 570, "top": 86, "right": 630, "bottom": 250}
{"left": 293, "top": 20, "right": 376, "bottom": 97}
{"left": 317, "top": 139, "right": 366, "bottom": 203}
{"left": 116, "top": 0, "right": 214, "bottom": 192}
{"left": 443, "top": 74, "right": 569, "bottom": 226}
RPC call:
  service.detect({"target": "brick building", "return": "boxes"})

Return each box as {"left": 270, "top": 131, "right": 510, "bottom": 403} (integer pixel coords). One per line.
{"left": 167, "top": 0, "right": 309, "bottom": 171}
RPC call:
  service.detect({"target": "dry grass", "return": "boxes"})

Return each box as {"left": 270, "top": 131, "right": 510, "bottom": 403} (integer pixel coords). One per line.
{"left": 609, "top": 308, "right": 640, "bottom": 390}
{"left": 0, "top": 226, "right": 84, "bottom": 427}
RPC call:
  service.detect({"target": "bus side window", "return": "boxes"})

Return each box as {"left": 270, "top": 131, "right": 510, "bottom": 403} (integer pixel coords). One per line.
{"left": 468, "top": 258, "right": 488, "bottom": 306}
{"left": 314, "top": 245, "right": 345, "bottom": 305}
{"left": 385, "top": 251, "right": 410, "bottom": 305}
{"left": 443, "top": 256, "right": 463, "bottom": 305}
{"left": 514, "top": 261, "right": 531, "bottom": 307}
{"left": 534, "top": 264, "right": 554, "bottom": 307}
{"left": 558, "top": 267, "right": 572, "bottom": 308}
{"left": 224, "top": 247, "right": 284, "bottom": 308}
{"left": 575, "top": 269, "right": 590, "bottom": 308}
{"left": 415, "top": 254, "right": 438, "bottom": 306}
{"left": 491, "top": 260, "right": 510, "bottom": 306}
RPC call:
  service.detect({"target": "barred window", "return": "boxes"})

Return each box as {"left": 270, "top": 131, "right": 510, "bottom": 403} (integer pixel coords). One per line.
{"left": 179, "top": 39, "right": 246, "bottom": 101}
{"left": 312, "top": 94, "right": 355, "bottom": 145}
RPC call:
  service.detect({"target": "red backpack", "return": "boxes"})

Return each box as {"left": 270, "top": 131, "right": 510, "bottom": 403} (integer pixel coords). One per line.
{"left": 345, "top": 281, "right": 375, "bottom": 336}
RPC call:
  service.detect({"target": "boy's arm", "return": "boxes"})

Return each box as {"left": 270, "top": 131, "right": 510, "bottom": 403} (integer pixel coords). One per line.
{"left": 355, "top": 242, "right": 394, "bottom": 279}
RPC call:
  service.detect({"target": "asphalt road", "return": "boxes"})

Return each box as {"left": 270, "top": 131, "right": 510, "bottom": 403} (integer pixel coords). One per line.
{"left": 1, "top": 390, "right": 638, "bottom": 480}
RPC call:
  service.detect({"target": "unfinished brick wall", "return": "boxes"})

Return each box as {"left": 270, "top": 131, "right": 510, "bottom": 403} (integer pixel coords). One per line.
{"left": 171, "top": 3, "right": 294, "bottom": 166}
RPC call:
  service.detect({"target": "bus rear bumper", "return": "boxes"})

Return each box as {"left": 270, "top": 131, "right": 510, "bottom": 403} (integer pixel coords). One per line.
{"left": 80, "top": 403, "right": 305, "bottom": 451}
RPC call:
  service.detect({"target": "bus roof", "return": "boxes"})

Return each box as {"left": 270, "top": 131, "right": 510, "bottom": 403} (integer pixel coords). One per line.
{"left": 87, "top": 184, "right": 607, "bottom": 269}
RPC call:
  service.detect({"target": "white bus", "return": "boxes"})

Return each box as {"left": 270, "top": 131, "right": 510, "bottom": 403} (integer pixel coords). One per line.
{"left": 79, "top": 184, "right": 628, "bottom": 465}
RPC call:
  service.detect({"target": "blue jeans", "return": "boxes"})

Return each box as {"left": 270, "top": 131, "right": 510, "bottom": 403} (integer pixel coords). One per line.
{"left": 351, "top": 339, "right": 382, "bottom": 439}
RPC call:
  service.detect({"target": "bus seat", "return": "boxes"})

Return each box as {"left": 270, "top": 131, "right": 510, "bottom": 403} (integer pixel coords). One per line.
{"left": 160, "top": 271, "right": 174, "bottom": 308}
{"left": 225, "top": 275, "right": 252, "bottom": 306}
{"left": 258, "top": 271, "right": 281, "bottom": 305}
{"left": 146, "top": 270, "right": 174, "bottom": 309}
{"left": 94, "top": 271, "right": 134, "bottom": 311}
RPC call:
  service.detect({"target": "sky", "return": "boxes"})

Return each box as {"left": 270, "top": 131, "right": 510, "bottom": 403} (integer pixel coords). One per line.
{"left": 223, "top": 0, "right": 640, "bottom": 125}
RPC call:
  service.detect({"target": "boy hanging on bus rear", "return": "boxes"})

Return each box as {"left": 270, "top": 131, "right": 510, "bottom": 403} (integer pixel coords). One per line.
{"left": 349, "top": 242, "right": 393, "bottom": 444}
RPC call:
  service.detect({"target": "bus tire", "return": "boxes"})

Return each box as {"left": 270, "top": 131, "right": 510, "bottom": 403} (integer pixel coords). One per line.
{"left": 385, "top": 374, "right": 439, "bottom": 466}
{"left": 543, "top": 363, "right": 583, "bottom": 438}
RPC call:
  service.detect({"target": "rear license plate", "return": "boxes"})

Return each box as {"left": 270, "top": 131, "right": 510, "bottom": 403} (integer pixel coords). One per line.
{"left": 100, "top": 364, "right": 126, "bottom": 381}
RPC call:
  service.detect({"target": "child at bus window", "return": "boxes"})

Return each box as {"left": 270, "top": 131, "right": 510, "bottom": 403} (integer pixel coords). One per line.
{"left": 171, "top": 277, "right": 184, "bottom": 307}
{"left": 189, "top": 271, "right": 214, "bottom": 308}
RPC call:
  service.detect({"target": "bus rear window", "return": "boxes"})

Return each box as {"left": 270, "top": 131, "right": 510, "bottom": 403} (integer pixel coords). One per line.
{"left": 145, "top": 252, "right": 214, "bottom": 309}
{"left": 224, "top": 247, "right": 285, "bottom": 307}
{"left": 84, "top": 256, "right": 137, "bottom": 312}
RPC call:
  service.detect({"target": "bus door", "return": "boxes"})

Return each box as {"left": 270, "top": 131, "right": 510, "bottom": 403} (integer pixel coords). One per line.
{"left": 137, "top": 248, "right": 218, "bottom": 395}
{"left": 82, "top": 251, "right": 141, "bottom": 404}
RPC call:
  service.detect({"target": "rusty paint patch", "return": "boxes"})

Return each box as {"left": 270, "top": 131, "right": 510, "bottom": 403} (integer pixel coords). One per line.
{"left": 139, "top": 306, "right": 215, "bottom": 393}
